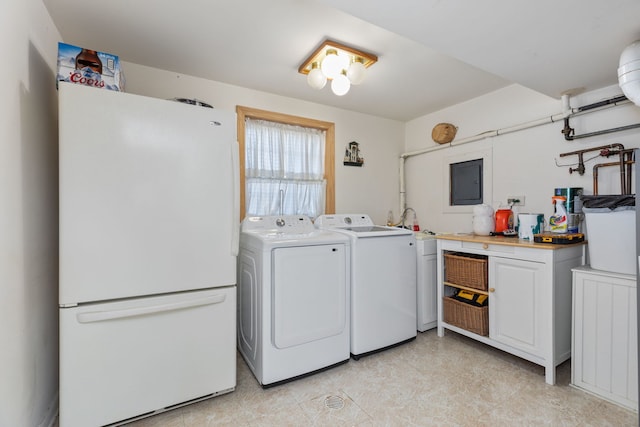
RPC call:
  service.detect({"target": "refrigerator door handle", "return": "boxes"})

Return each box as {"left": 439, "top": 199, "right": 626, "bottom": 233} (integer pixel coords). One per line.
{"left": 76, "top": 293, "right": 227, "bottom": 323}
{"left": 230, "top": 140, "right": 240, "bottom": 256}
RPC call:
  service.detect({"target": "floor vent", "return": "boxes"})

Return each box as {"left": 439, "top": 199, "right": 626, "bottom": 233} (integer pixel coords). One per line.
{"left": 324, "top": 395, "right": 345, "bottom": 410}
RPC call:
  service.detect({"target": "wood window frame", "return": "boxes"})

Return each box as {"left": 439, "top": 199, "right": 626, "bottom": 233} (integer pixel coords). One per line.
{"left": 236, "top": 105, "right": 335, "bottom": 219}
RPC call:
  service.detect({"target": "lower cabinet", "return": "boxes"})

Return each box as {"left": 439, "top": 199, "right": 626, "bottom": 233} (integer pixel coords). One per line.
{"left": 490, "top": 257, "right": 545, "bottom": 358}
{"left": 437, "top": 236, "right": 584, "bottom": 385}
{"left": 572, "top": 266, "right": 638, "bottom": 411}
{"left": 416, "top": 237, "right": 438, "bottom": 332}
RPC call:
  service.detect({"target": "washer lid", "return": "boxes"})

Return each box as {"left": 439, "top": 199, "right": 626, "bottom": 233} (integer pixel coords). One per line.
{"left": 330, "top": 226, "right": 414, "bottom": 238}
{"left": 341, "top": 225, "right": 399, "bottom": 233}
{"left": 315, "top": 214, "right": 413, "bottom": 237}
{"left": 240, "top": 215, "right": 349, "bottom": 247}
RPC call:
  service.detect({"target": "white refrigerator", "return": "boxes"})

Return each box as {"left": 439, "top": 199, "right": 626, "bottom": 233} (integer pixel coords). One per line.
{"left": 58, "top": 82, "right": 239, "bottom": 427}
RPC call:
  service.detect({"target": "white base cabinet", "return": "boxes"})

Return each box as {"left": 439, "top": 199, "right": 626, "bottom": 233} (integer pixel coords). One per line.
{"left": 489, "top": 257, "right": 546, "bottom": 358}
{"left": 417, "top": 237, "right": 437, "bottom": 332}
{"left": 572, "top": 266, "right": 638, "bottom": 411}
{"left": 436, "top": 235, "right": 585, "bottom": 385}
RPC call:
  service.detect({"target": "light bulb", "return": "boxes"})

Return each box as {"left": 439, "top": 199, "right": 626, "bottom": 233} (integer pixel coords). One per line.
{"left": 337, "top": 52, "right": 351, "bottom": 72}
{"left": 306, "top": 62, "right": 327, "bottom": 90}
{"left": 347, "top": 58, "right": 366, "bottom": 85}
{"left": 321, "top": 49, "right": 342, "bottom": 79}
{"left": 331, "top": 71, "right": 351, "bottom": 96}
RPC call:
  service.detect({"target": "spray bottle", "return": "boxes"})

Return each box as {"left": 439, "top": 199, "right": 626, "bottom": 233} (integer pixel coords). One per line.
{"left": 549, "top": 196, "right": 568, "bottom": 233}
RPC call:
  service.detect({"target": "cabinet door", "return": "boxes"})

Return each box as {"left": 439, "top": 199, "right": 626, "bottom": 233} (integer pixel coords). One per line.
{"left": 489, "top": 257, "right": 546, "bottom": 357}
{"left": 60, "top": 288, "right": 236, "bottom": 427}
{"left": 272, "top": 244, "right": 348, "bottom": 349}
{"left": 417, "top": 253, "right": 437, "bottom": 331}
{"left": 572, "top": 269, "right": 638, "bottom": 410}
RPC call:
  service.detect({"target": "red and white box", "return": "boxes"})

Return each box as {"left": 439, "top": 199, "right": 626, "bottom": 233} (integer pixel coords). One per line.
{"left": 57, "top": 42, "right": 125, "bottom": 91}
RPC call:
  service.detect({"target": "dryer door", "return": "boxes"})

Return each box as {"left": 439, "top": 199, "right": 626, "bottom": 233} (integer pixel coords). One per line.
{"left": 271, "top": 244, "right": 347, "bottom": 349}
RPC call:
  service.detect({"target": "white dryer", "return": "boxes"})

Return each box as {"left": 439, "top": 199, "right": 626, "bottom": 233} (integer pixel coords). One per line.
{"left": 315, "top": 214, "right": 417, "bottom": 359}
{"left": 237, "top": 215, "right": 351, "bottom": 387}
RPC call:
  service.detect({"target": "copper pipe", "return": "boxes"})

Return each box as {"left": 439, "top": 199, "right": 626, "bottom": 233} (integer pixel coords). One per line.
{"left": 624, "top": 150, "right": 635, "bottom": 195}
{"left": 559, "top": 143, "right": 625, "bottom": 175}
{"left": 592, "top": 160, "right": 635, "bottom": 195}
{"left": 621, "top": 151, "right": 628, "bottom": 194}
{"left": 602, "top": 148, "right": 635, "bottom": 194}
{"left": 560, "top": 143, "right": 625, "bottom": 157}
{"left": 628, "top": 153, "right": 634, "bottom": 193}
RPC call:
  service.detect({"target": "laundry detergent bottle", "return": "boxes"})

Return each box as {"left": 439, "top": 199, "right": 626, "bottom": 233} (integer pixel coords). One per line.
{"left": 549, "top": 196, "right": 568, "bottom": 233}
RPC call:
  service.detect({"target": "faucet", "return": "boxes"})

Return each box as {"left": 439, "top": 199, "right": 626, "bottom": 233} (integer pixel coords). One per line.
{"left": 400, "top": 207, "right": 416, "bottom": 230}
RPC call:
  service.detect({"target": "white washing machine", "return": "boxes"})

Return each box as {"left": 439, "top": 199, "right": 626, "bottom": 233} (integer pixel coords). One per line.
{"left": 237, "top": 215, "right": 351, "bottom": 387}
{"left": 315, "top": 214, "right": 417, "bottom": 359}
{"left": 416, "top": 233, "right": 437, "bottom": 332}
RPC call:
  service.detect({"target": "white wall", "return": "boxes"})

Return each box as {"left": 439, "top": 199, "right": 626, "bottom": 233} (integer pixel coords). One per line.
{"left": 121, "top": 62, "right": 406, "bottom": 224}
{"left": 404, "top": 84, "right": 640, "bottom": 234}
{"left": 0, "top": 1, "right": 61, "bottom": 426}
{"left": 4, "top": 4, "right": 639, "bottom": 426}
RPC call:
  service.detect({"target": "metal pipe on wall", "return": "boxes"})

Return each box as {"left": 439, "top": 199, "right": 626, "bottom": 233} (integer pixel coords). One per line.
{"left": 593, "top": 159, "right": 635, "bottom": 195}
{"left": 625, "top": 150, "right": 634, "bottom": 192}
{"left": 397, "top": 93, "right": 635, "bottom": 215}
{"left": 398, "top": 94, "right": 573, "bottom": 214}
{"left": 559, "top": 143, "right": 626, "bottom": 175}
{"left": 576, "top": 95, "right": 628, "bottom": 112}
{"left": 563, "top": 120, "right": 640, "bottom": 141}
{"left": 561, "top": 95, "right": 639, "bottom": 140}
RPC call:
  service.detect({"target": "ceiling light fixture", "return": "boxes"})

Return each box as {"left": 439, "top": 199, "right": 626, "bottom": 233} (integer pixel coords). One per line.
{"left": 299, "top": 39, "right": 378, "bottom": 96}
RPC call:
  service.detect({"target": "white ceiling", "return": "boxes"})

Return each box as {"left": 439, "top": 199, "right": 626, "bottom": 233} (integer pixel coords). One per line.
{"left": 43, "top": 0, "right": 640, "bottom": 121}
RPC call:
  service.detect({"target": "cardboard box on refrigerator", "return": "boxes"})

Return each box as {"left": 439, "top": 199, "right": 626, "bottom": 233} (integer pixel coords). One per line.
{"left": 57, "top": 42, "right": 125, "bottom": 91}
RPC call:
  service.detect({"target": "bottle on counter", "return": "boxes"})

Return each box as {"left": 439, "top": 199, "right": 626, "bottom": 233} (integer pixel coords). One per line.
{"left": 387, "top": 210, "right": 394, "bottom": 227}
{"left": 549, "top": 196, "right": 568, "bottom": 233}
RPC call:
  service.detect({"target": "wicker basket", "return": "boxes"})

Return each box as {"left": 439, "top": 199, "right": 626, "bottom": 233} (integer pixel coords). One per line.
{"left": 431, "top": 123, "right": 457, "bottom": 144}
{"left": 443, "top": 296, "right": 489, "bottom": 336}
{"left": 444, "top": 252, "right": 488, "bottom": 291}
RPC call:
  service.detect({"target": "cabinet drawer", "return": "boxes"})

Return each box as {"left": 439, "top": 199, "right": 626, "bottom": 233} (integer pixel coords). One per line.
{"left": 60, "top": 287, "right": 236, "bottom": 426}
{"left": 461, "top": 241, "right": 515, "bottom": 254}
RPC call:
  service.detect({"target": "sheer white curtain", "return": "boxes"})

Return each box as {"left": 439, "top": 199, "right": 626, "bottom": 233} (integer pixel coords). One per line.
{"left": 245, "top": 118, "right": 326, "bottom": 218}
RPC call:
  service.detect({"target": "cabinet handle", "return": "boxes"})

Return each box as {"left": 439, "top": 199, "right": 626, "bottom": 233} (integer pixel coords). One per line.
{"left": 482, "top": 243, "right": 489, "bottom": 250}
{"left": 489, "top": 287, "right": 495, "bottom": 293}
{"left": 76, "top": 294, "right": 227, "bottom": 323}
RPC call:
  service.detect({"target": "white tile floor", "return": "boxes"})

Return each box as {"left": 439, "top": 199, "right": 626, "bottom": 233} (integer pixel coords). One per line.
{"left": 115, "top": 329, "right": 639, "bottom": 426}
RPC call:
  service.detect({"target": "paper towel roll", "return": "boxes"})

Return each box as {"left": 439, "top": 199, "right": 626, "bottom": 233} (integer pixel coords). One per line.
{"left": 517, "top": 214, "right": 544, "bottom": 240}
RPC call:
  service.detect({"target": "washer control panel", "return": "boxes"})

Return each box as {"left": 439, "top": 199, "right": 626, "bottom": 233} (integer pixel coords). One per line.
{"left": 315, "top": 214, "right": 374, "bottom": 228}
{"left": 242, "top": 215, "right": 315, "bottom": 234}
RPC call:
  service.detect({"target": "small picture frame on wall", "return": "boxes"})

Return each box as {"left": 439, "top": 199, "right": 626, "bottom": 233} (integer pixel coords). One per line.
{"left": 343, "top": 141, "right": 364, "bottom": 166}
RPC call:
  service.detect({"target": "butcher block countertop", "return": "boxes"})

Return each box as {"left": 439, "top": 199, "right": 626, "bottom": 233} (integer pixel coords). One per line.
{"left": 435, "top": 233, "right": 587, "bottom": 250}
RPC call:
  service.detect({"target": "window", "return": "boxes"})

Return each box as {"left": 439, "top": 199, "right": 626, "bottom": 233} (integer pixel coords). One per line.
{"left": 236, "top": 106, "right": 335, "bottom": 219}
